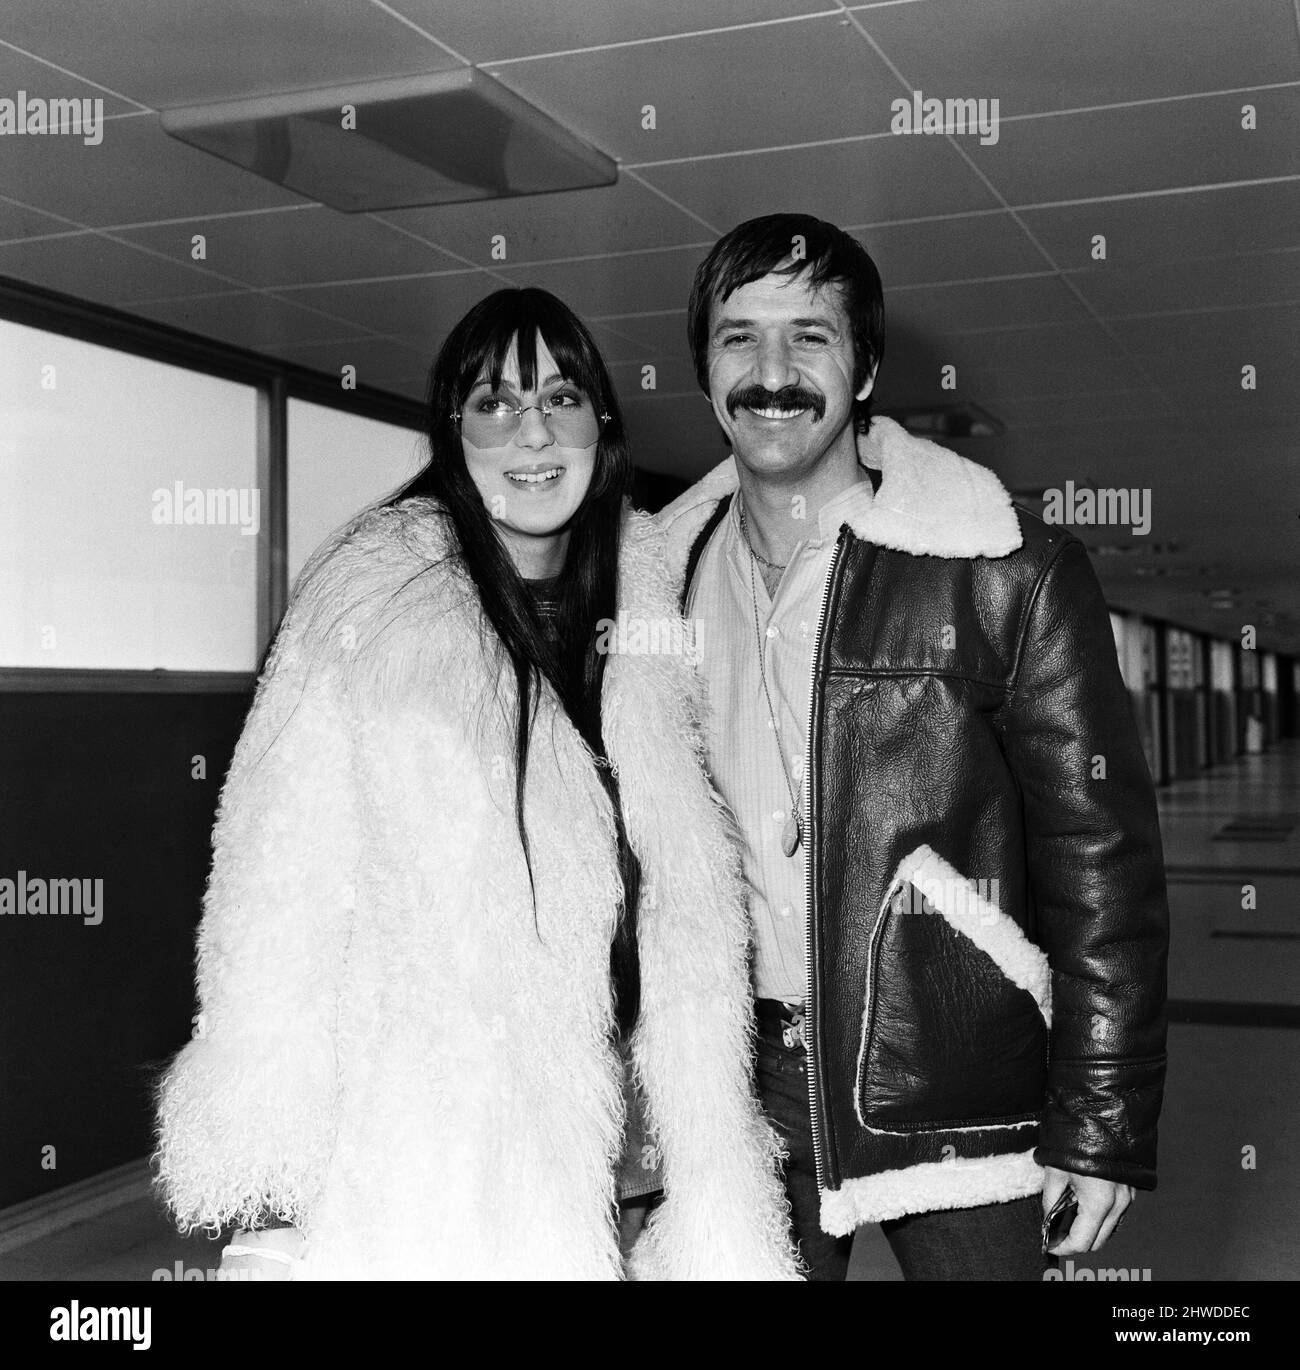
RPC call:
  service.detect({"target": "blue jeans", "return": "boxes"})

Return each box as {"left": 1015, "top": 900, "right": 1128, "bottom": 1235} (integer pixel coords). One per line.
{"left": 754, "top": 1000, "right": 1048, "bottom": 1281}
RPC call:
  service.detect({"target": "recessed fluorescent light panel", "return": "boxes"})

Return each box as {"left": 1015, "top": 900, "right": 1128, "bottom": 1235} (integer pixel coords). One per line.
{"left": 160, "top": 69, "right": 617, "bottom": 212}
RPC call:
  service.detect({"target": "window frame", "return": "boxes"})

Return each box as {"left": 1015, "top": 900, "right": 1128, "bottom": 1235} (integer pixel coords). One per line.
{"left": 0, "top": 275, "right": 425, "bottom": 691}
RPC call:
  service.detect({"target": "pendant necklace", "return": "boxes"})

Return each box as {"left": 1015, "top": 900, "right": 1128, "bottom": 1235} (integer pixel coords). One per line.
{"left": 741, "top": 505, "right": 804, "bottom": 858}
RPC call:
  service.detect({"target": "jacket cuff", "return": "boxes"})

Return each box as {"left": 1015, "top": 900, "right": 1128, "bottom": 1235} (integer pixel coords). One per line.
{"left": 1037, "top": 1054, "right": 1166, "bottom": 1190}
{"left": 154, "top": 1030, "right": 338, "bottom": 1232}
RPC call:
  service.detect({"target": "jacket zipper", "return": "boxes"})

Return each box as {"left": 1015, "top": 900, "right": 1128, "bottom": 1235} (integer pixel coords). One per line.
{"left": 803, "top": 529, "right": 847, "bottom": 1197}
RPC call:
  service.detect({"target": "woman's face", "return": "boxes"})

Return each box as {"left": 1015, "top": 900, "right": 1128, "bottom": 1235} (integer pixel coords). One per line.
{"left": 459, "top": 334, "right": 601, "bottom": 569}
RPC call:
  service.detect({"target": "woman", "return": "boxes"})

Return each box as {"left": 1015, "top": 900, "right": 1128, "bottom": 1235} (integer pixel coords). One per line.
{"left": 153, "top": 287, "right": 799, "bottom": 1280}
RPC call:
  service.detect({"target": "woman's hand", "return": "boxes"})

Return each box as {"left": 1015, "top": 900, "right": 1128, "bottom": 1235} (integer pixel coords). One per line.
{"left": 219, "top": 1226, "right": 306, "bottom": 1281}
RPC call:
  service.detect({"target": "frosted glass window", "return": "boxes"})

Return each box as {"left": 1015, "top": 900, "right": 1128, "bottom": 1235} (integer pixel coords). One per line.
{"left": 1139, "top": 623, "right": 1160, "bottom": 689}
{"left": 0, "top": 319, "right": 259, "bottom": 670}
{"left": 1210, "top": 640, "right": 1235, "bottom": 693}
{"left": 1165, "top": 629, "right": 1196, "bottom": 691}
{"left": 287, "top": 401, "right": 423, "bottom": 586}
{"left": 1239, "top": 649, "right": 1260, "bottom": 690}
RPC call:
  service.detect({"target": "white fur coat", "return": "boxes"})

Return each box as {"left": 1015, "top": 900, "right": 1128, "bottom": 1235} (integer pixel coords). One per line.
{"left": 154, "top": 499, "right": 800, "bottom": 1280}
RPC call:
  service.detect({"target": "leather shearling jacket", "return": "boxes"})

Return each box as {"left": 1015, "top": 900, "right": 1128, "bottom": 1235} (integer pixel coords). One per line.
{"left": 656, "top": 417, "right": 1170, "bottom": 1232}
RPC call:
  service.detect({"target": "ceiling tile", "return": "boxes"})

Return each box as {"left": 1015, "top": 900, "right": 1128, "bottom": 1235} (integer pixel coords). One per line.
{"left": 955, "top": 357, "right": 1157, "bottom": 402}
{"left": 1018, "top": 181, "right": 1300, "bottom": 269}
{"left": 993, "top": 389, "right": 1170, "bottom": 427}
{"left": 383, "top": 375, "right": 427, "bottom": 401}
{"left": 965, "top": 87, "right": 1300, "bottom": 206}
{"left": 0, "top": 232, "right": 249, "bottom": 307}
{"left": 0, "top": 196, "right": 75, "bottom": 243}
{"left": 378, "top": 176, "right": 708, "bottom": 265}
{"left": 609, "top": 355, "right": 698, "bottom": 398}
{"left": 1106, "top": 302, "right": 1300, "bottom": 366}
{"left": 638, "top": 134, "right": 1000, "bottom": 234}
{"left": 258, "top": 335, "right": 431, "bottom": 384}
{"left": 0, "top": 0, "right": 461, "bottom": 107}
{"left": 898, "top": 319, "right": 1123, "bottom": 380}
{"left": 493, "top": 247, "right": 701, "bottom": 320}
{"left": 280, "top": 269, "right": 503, "bottom": 349}
{"left": 969, "top": 423, "right": 1167, "bottom": 481}
{"left": 123, "top": 289, "right": 367, "bottom": 350}
{"left": 854, "top": 211, "right": 1049, "bottom": 286}
{"left": 1067, "top": 251, "right": 1300, "bottom": 317}
{"left": 619, "top": 393, "right": 729, "bottom": 478}
{"left": 115, "top": 207, "right": 463, "bottom": 291}
{"left": 855, "top": 0, "right": 1300, "bottom": 113}
{"left": 0, "top": 42, "right": 139, "bottom": 114}
{"left": 485, "top": 14, "right": 903, "bottom": 163}
{"left": 585, "top": 318, "right": 673, "bottom": 365}
{"left": 871, "top": 328, "right": 967, "bottom": 407}
{"left": 1166, "top": 371, "right": 1296, "bottom": 411}
{"left": 388, "top": 0, "right": 834, "bottom": 64}
{"left": 889, "top": 273, "right": 1091, "bottom": 334}
{"left": 0, "top": 112, "right": 304, "bottom": 228}
{"left": 589, "top": 311, "right": 692, "bottom": 363}
{"left": 945, "top": 327, "right": 1150, "bottom": 399}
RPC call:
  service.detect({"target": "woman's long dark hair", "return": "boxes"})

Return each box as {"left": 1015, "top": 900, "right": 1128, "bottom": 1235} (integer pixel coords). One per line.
{"left": 388, "top": 287, "right": 640, "bottom": 1036}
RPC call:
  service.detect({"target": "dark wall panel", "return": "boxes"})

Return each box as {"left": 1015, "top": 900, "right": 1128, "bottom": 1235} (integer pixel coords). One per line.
{"left": 0, "top": 691, "right": 250, "bottom": 1208}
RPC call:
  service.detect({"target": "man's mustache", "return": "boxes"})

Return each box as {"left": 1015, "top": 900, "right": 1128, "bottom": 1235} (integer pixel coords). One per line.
{"left": 725, "top": 384, "right": 826, "bottom": 421}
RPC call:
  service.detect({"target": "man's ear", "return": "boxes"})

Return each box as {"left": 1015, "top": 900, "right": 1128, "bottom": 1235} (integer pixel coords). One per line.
{"left": 855, "top": 363, "right": 879, "bottom": 403}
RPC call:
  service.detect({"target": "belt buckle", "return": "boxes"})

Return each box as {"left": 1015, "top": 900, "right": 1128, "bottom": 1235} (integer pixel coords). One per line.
{"left": 780, "top": 1004, "right": 807, "bottom": 1051}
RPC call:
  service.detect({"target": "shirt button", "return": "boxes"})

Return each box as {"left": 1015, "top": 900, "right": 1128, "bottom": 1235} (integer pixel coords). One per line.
{"left": 766, "top": 625, "right": 779, "bottom": 639}
{"left": 779, "top": 905, "right": 793, "bottom": 919}
{"left": 772, "top": 810, "right": 784, "bottom": 823}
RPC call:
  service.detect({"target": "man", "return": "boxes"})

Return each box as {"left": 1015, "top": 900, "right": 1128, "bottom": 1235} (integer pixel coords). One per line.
{"left": 655, "top": 213, "right": 1169, "bottom": 1281}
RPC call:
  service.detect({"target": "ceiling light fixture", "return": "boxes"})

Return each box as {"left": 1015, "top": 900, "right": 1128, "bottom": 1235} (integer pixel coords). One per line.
{"left": 160, "top": 69, "right": 618, "bottom": 212}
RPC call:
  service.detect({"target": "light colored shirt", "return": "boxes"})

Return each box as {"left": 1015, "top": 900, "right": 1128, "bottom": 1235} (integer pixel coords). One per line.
{"left": 686, "top": 473, "right": 877, "bottom": 1003}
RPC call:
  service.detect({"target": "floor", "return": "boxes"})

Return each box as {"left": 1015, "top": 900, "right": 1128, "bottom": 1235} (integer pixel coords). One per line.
{"left": 4, "top": 742, "right": 1298, "bottom": 1281}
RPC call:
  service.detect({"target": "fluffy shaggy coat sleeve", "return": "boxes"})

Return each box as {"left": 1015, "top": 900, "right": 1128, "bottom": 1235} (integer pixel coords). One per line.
{"left": 998, "top": 536, "right": 1169, "bottom": 1189}
{"left": 153, "top": 563, "right": 358, "bottom": 1232}
{"left": 610, "top": 515, "right": 801, "bottom": 1280}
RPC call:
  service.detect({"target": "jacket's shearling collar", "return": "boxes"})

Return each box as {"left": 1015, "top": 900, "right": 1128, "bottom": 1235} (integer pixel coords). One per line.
{"left": 656, "top": 416, "right": 1022, "bottom": 576}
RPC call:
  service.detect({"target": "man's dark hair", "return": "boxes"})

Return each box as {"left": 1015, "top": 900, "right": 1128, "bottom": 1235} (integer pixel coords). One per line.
{"left": 687, "top": 212, "right": 885, "bottom": 428}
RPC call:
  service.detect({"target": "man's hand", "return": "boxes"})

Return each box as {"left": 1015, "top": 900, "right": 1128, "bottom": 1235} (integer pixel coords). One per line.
{"left": 1042, "top": 1166, "right": 1135, "bottom": 1256}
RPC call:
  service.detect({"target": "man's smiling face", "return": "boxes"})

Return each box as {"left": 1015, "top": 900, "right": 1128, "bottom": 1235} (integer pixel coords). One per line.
{"left": 705, "top": 269, "right": 875, "bottom": 479}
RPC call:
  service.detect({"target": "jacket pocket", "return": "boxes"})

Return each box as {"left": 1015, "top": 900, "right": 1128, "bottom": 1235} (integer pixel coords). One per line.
{"left": 854, "top": 844, "right": 1051, "bottom": 1133}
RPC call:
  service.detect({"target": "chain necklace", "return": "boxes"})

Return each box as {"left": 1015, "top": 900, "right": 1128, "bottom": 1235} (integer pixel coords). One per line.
{"left": 740, "top": 504, "right": 804, "bottom": 858}
{"left": 745, "top": 530, "right": 787, "bottom": 573}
